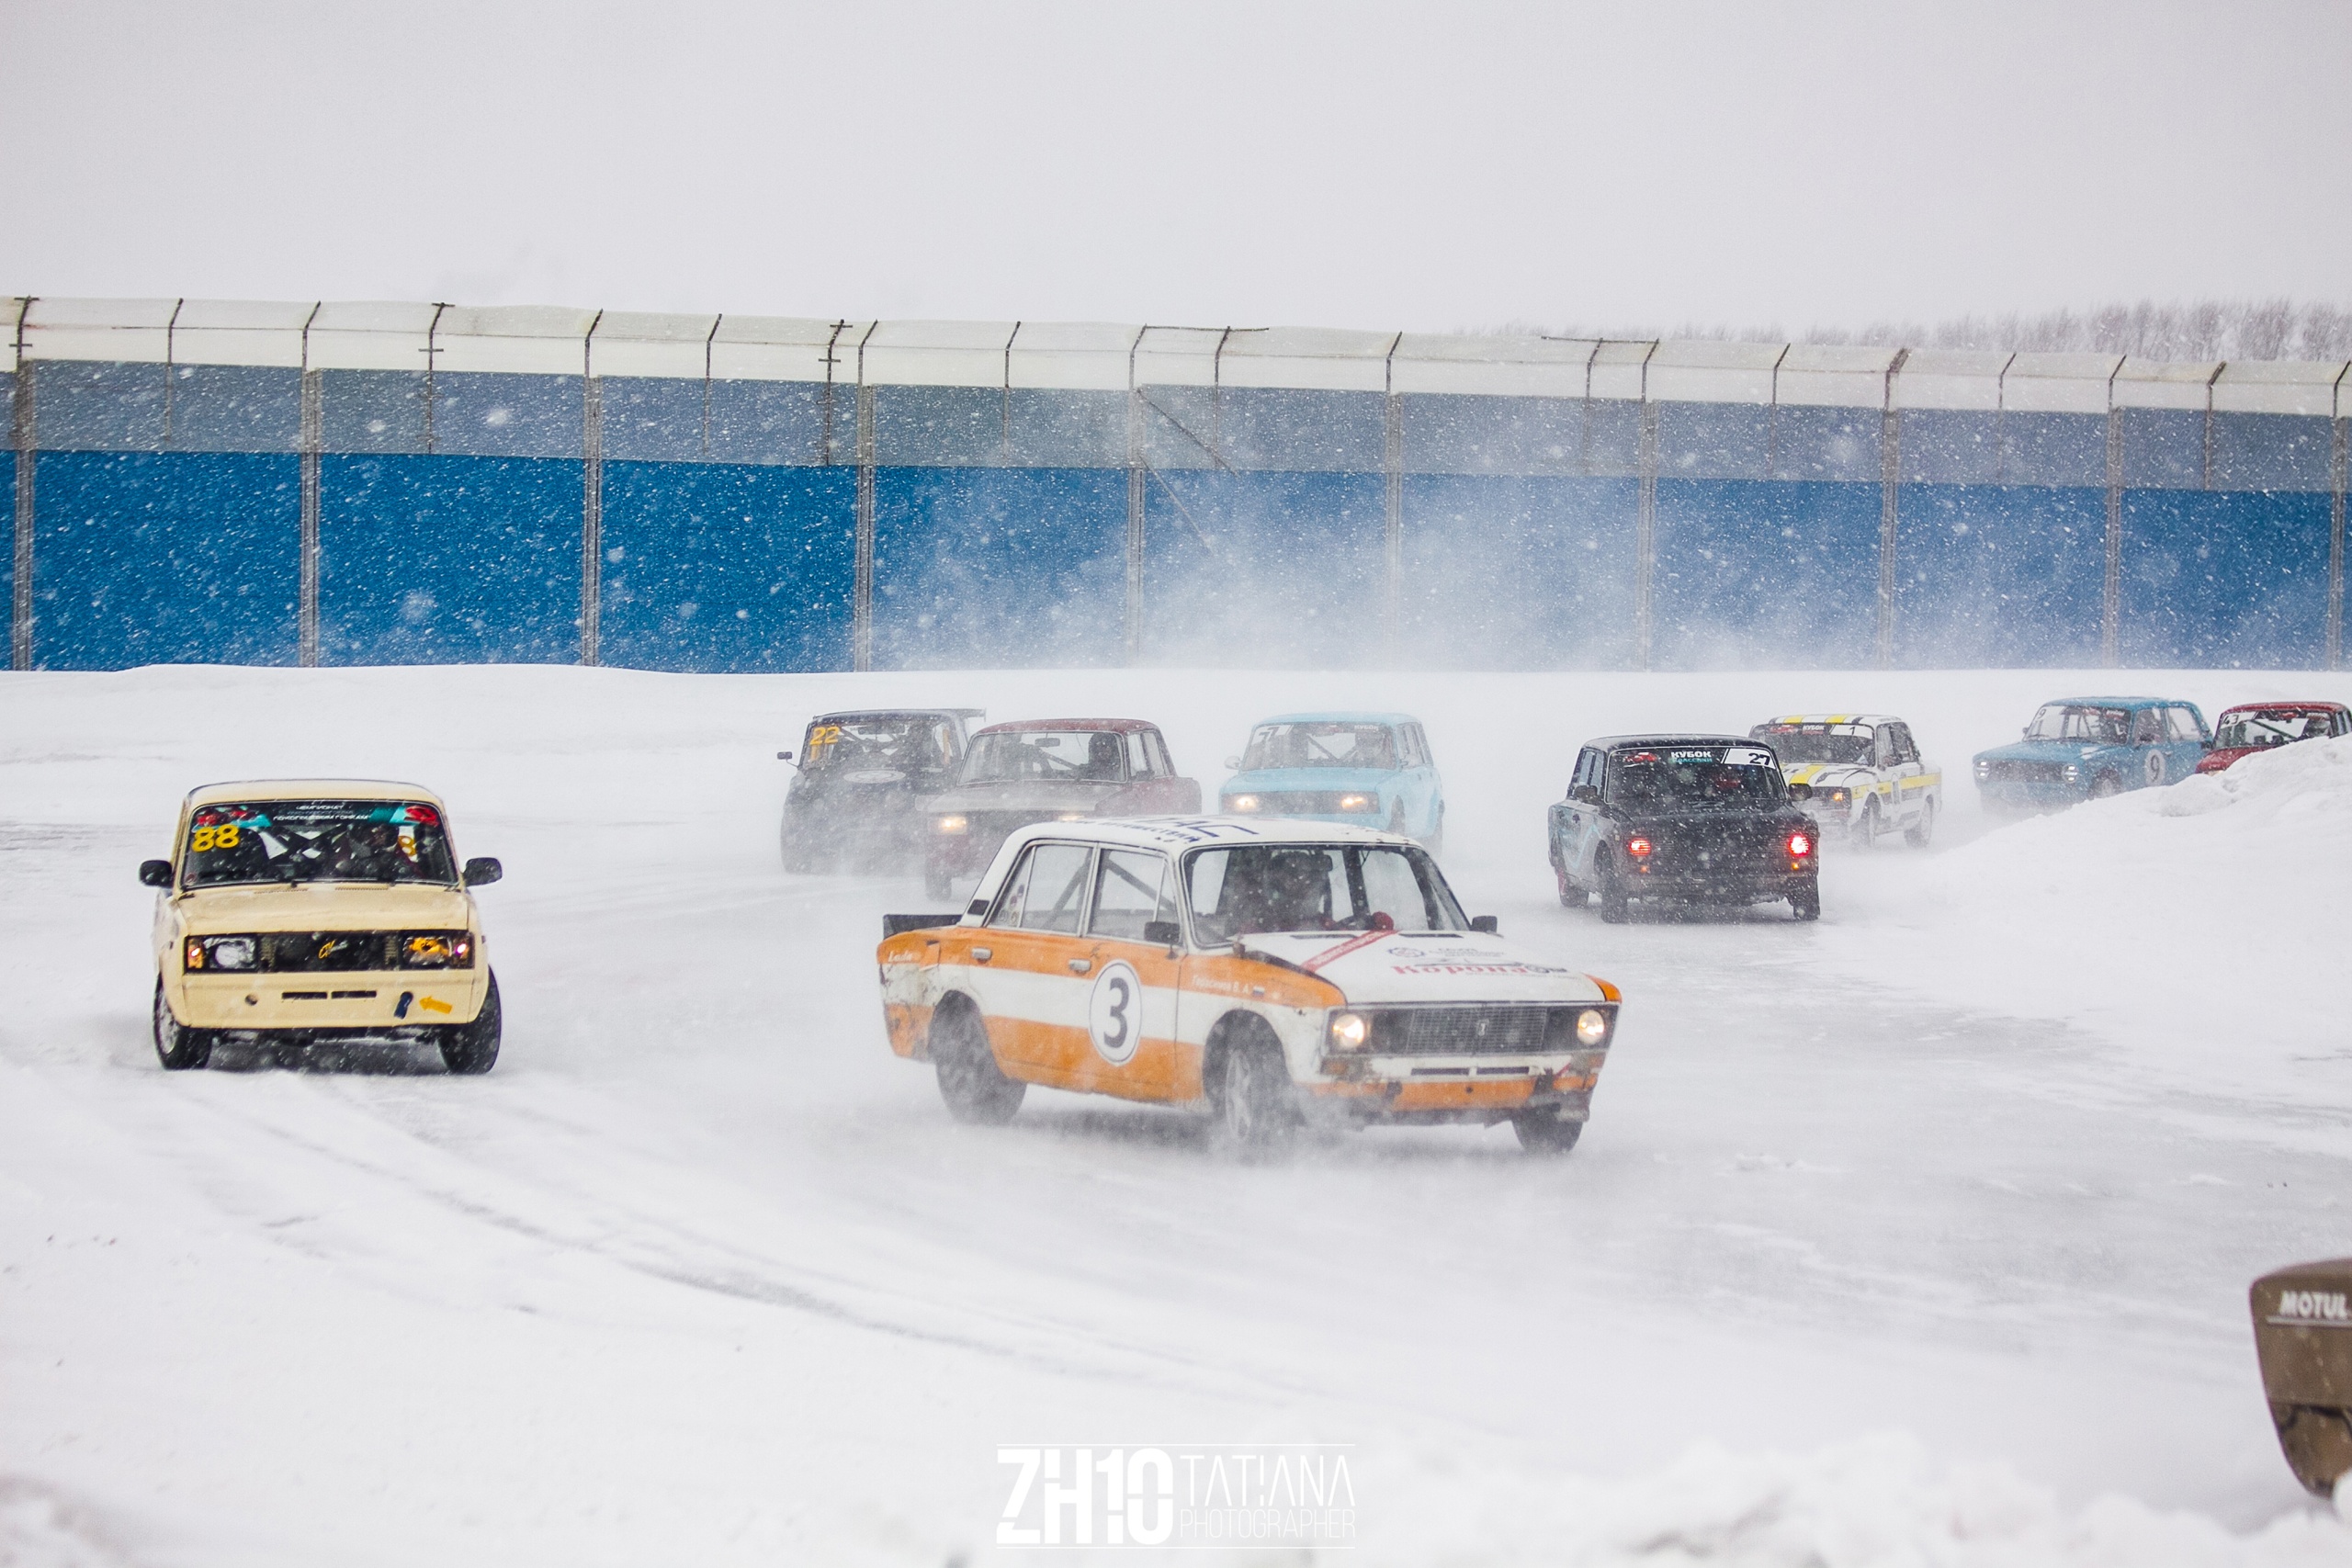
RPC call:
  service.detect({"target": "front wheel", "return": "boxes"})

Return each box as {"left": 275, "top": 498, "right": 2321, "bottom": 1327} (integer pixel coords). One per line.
{"left": 439, "top": 972, "right": 502, "bottom": 1074}
{"left": 1904, "top": 797, "right": 1937, "bottom": 849}
{"left": 1512, "top": 1111, "right": 1583, "bottom": 1156}
{"left": 1210, "top": 1025, "right": 1297, "bottom": 1156}
{"left": 1849, "top": 798, "right": 1879, "bottom": 850}
{"left": 2088, "top": 773, "right": 2123, "bottom": 801}
{"left": 153, "top": 979, "right": 212, "bottom": 1071}
{"left": 1556, "top": 863, "right": 1583, "bottom": 908}
{"left": 933, "top": 1002, "right": 1024, "bottom": 1124}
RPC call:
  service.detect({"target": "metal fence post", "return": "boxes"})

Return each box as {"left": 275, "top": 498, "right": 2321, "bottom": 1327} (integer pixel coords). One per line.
{"left": 2324, "top": 409, "right": 2342, "bottom": 671}
{"left": 1383, "top": 386, "right": 1403, "bottom": 666}
{"left": 2102, "top": 389, "right": 2123, "bottom": 669}
{"left": 1634, "top": 398, "right": 1658, "bottom": 671}
{"left": 581, "top": 375, "right": 603, "bottom": 667}
{"left": 299, "top": 367, "right": 322, "bottom": 666}
{"left": 1876, "top": 349, "right": 1907, "bottom": 670}
{"left": 854, "top": 382, "right": 876, "bottom": 672}
{"left": 11, "top": 329, "right": 31, "bottom": 672}
{"left": 1125, "top": 387, "right": 1145, "bottom": 665}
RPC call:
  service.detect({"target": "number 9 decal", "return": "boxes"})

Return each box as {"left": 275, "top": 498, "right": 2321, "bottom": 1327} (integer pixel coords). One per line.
{"left": 1087, "top": 960, "right": 1144, "bottom": 1066}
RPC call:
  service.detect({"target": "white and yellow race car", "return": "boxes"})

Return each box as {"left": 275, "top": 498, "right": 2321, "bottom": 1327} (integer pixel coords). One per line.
{"left": 141, "top": 780, "right": 505, "bottom": 1072}
{"left": 1748, "top": 714, "right": 1942, "bottom": 849}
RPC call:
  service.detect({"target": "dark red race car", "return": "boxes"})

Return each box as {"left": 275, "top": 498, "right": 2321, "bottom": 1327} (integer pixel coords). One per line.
{"left": 2195, "top": 701, "right": 2351, "bottom": 775}
{"left": 920, "top": 718, "right": 1201, "bottom": 898}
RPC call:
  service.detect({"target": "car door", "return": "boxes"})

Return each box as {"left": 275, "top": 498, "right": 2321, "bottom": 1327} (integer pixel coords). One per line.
{"left": 1404, "top": 723, "right": 1441, "bottom": 836}
{"left": 1883, "top": 722, "right": 1925, "bottom": 824}
{"left": 1129, "top": 728, "right": 1199, "bottom": 814}
{"left": 964, "top": 839, "right": 1098, "bottom": 1083}
{"left": 1069, "top": 848, "right": 1190, "bottom": 1102}
{"left": 2129, "top": 706, "right": 2169, "bottom": 786}
{"left": 2165, "top": 705, "right": 2208, "bottom": 780}
{"left": 1555, "top": 748, "right": 1600, "bottom": 876}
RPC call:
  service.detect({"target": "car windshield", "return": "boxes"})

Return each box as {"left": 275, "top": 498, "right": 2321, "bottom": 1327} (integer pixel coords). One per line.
{"left": 1606, "top": 745, "right": 1785, "bottom": 810}
{"left": 1240, "top": 722, "right": 1397, "bottom": 772}
{"left": 801, "top": 715, "right": 957, "bottom": 774}
{"left": 182, "top": 800, "right": 458, "bottom": 888}
{"left": 964, "top": 729, "right": 1127, "bottom": 784}
{"left": 1754, "top": 724, "right": 1872, "bottom": 765}
{"left": 2215, "top": 709, "right": 2329, "bottom": 750}
{"left": 1184, "top": 843, "right": 1467, "bottom": 942}
{"left": 2027, "top": 705, "right": 2131, "bottom": 744}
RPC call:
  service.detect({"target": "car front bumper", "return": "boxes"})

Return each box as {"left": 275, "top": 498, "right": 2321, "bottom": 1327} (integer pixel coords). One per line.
{"left": 1303, "top": 1049, "right": 1603, "bottom": 1125}
{"left": 168, "top": 970, "right": 489, "bottom": 1031}
{"left": 1976, "top": 779, "right": 2086, "bottom": 809}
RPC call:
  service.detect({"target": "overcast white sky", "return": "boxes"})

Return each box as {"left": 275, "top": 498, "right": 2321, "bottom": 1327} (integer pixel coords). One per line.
{"left": 2, "top": 1, "right": 2344, "bottom": 334}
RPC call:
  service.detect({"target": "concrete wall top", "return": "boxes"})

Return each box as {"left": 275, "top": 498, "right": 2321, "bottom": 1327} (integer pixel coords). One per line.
{"left": 589, "top": 311, "right": 719, "bottom": 379}
{"left": 708, "top": 317, "right": 858, "bottom": 383}
{"left": 1389, "top": 333, "right": 1597, "bottom": 399}
{"left": 2113, "top": 355, "right": 2223, "bottom": 412}
{"left": 2212, "top": 357, "right": 2351, "bottom": 418}
{"left": 1008, "top": 322, "right": 1138, "bottom": 392}
{"left": 7, "top": 298, "right": 2349, "bottom": 422}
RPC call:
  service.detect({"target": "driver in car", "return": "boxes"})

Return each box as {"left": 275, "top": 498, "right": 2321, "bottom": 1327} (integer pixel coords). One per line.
{"left": 329, "top": 820, "right": 415, "bottom": 882}
{"left": 1226, "top": 850, "right": 1338, "bottom": 934}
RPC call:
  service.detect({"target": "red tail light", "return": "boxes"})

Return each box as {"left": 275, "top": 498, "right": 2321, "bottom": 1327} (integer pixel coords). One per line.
{"left": 1788, "top": 830, "right": 1813, "bottom": 857}
{"left": 1627, "top": 836, "right": 1653, "bottom": 857}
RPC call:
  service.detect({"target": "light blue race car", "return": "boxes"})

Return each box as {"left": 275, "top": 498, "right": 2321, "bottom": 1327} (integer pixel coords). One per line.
{"left": 1973, "top": 695, "right": 2211, "bottom": 812}
{"left": 1216, "top": 712, "right": 1446, "bottom": 852}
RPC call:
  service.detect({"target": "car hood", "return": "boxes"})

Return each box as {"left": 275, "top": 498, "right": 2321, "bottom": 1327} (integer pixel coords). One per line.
{"left": 1778, "top": 761, "right": 1874, "bottom": 788}
{"left": 1234, "top": 930, "right": 1608, "bottom": 1005}
{"left": 1220, "top": 766, "right": 1398, "bottom": 795}
{"left": 174, "top": 882, "right": 479, "bottom": 934}
{"left": 929, "top": 780, "right": 1127, "bottom": 815}
{"left": 1974, "top": 739, "right": 2113, "bottom": 764}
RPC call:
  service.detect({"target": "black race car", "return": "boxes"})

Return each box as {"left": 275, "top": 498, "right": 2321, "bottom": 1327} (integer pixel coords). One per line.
{"left": 779, "top": 708, "right": 984, "bottom": 873}
{"left": 1548, "top": 734, "right": 1822, "bottom": 922}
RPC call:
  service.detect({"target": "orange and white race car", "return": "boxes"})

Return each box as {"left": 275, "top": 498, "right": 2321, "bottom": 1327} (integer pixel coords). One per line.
{"left": 876, "top": 818, "right": 1622, "bottom": 1155}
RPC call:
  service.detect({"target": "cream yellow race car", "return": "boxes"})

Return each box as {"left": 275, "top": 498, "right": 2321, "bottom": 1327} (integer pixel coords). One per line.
{"left": 140, "top": 780, "right": 505, "bottom": 1073}
{"left": 1748, "top": 714, "right": 1942, "bottom": 849}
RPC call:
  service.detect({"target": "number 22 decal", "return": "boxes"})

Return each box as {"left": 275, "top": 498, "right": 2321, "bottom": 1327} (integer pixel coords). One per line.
{"left": 1086, "top": 960, "right": 1144, "bottom": 1066}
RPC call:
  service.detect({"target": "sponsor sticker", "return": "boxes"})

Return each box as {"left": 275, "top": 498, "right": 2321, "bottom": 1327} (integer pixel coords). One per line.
{"left": 2268, "top": 1289, "right": 2352, "bottom": 1326}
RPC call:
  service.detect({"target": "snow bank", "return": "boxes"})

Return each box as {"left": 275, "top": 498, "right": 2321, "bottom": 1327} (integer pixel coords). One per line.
{"left": 1826, "top": 738, "right": 2352, "bottom": 1111}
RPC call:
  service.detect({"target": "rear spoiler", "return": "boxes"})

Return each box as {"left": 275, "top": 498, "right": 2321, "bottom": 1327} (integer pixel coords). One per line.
{"left": 882, "top": 913, "right": 963, "bottom": 939}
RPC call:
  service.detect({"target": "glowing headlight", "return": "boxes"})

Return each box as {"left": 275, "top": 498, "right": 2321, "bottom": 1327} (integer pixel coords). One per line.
{"left": 2063, "top": 764, "right": 2081, "bottom": 781}
{"left": 1327, "top": 1010, "right": 1371, "bottom": 1051}
{"left": 1973, "top": 760, "right": 1991, "bottom": 777}
{"left": 1826, "top": 788, "right": 1849, "bottom": 803}
{"left": 933, "top": 814, "right": 968, "bottom": 835}
{"left": 1227, "top": 795, "right": 1261, "bottom": 812}
{"left": 1057, "top": 812, "right": 1089, "bottom": 822}
{"left": 1338, "top": 794, "right": 1376, "bottom": 812}
{"left": 400, "top": 932, "right": 474, "bottom": 969}
{"left": 1575, "top": 1009, "right": 1610, "bottom": 1046}
{"left": 185, "top": 934, "right": 256, "bottom": 972}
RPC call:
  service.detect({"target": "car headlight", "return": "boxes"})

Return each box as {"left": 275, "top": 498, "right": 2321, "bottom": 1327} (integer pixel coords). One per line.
{"left": 2063, "top": 764, "right": 2081, "bottom": 781}
{"left": 933, "top": 814, "right": 968, "bottom": 835}
{"left": 1327, "top": 1010, "right": 1371, "bottom": 1051}
{"left": 1973, "top": 761, "right": 1991, "bottom": 778}
{"left": 1826, "top": 787, "right": 1849, "bottom": 804}
{"left": 1575, "top": 1009, "right": 1610, "bottom": 1046}
{"left": 1338, "top": 794, "right": 1375, "bottom": 812}
{"left": 185, "top": 934, "right": 256, "bottom": 972}
{"left": 1057, "top": 812, "right": 1089, "bottom": 822}
{"left": 1227, "top": 795, "right": 1261, "bottom": 812}
{"left": 400, "top": 931, "right": 474, "bottom": 969}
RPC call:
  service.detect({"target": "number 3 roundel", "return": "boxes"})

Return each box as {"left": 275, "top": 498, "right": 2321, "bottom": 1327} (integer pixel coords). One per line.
{"left": 1087, "top": 961, "right": 1144, "bottom": 1066}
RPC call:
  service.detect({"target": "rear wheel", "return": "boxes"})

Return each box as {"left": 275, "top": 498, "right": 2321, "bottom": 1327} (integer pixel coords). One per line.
{"left": 439, "top": 972, "right": 502, "bottom": 1075}
{"left": 1512, "top": 1111, "right": 1583, "bottom": 1156}
{"left": 932, "top": 1000, "right": 1023, "bottom": 1124}
{"left": 1209, "top": 1021, "right": 1297, "bottom": 1156}
{"left": 1790, "top": 882, "right": 1821, "bottom": 921}
{"left": 1597, "top": 853, "right": 1629, "bottom": 924}
{"left": 1904, "top": 797, "right": 1937, "bottom": 849}
{"left": 153, "top": 979, "right": 212, "bottom": 1071}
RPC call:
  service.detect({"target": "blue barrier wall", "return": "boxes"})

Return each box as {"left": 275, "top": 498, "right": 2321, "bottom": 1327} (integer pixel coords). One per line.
{"left": 6, "top": 351, "right": 2345, "bottom": 671}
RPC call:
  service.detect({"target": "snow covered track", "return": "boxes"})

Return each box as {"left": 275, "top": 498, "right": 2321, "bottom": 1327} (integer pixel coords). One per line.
{"left": 4, "top": 664, "right": 2350, "bottom": 1565}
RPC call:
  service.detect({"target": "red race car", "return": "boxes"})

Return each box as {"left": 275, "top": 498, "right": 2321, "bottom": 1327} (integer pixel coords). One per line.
{"left": 2196, "top": 701, "right": 2352, "bottom": 774}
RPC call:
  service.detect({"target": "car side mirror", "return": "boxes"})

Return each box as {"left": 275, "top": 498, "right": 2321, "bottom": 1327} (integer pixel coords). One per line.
{"left": 776, "top": 750, "right": 794, "bottom": 761}
{"left": 139, "top": 859, "right": 173, "bottom": 888}
{"left": 461, "top": 857, "right": 503, "bottom": 888}
{"left": 1787, "top": 783, "right": 1813, "bottom": 802}
{"left": 1469, "top": 915, "right": 1498, "bottom": 934}
{"left": 1143, "top": 919, "right": 1182, "bottom": 948}
{"left": 1223, "top": 755, "right": 1240, "bottom": 771}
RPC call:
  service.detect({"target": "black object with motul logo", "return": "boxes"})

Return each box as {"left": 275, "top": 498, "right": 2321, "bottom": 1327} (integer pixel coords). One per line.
{"left": 2250, "top": 1257, "right": 2352, "bottom": 1495}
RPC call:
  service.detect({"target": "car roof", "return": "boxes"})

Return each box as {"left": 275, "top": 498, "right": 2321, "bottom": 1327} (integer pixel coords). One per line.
{"left": 974, "top": 717, "right": 1159, "bottom": 736}
{"left": 995, "top": 814, "right": 1410, "bottom": 857}
{"left": 2215, "top": 699, "right": 2348, "bottom": 714}
{"left": 2043, "top": 696, "right": 2187, "bottom": 707}
{"left": 186, "top": 779, "right": 446, "bottom": 807}
{"left": 1586, "top": 734, "right": 1760, "bottom": 750}
{"left": 1251, "top": 711, "right": 1419, "bottom": 727}
{"left": 809, "top": 707, "right": 984, "bottom": 724}
{"left": 1755, "top": 713, "right": 1899, "bottom": 728}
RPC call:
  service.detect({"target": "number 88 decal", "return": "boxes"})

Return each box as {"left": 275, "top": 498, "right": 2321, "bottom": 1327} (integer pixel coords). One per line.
{"left": 1086, "top": 960, "right": 1144, "bottom": 1066}
{"left": 190, "top": 825, "right": 243, "bottom": 853}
